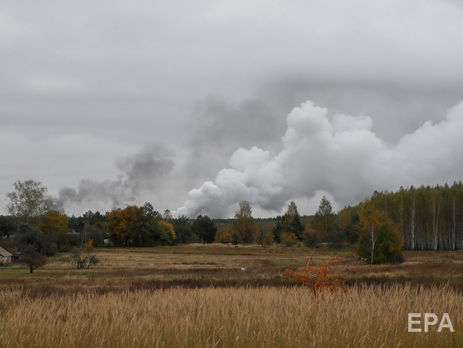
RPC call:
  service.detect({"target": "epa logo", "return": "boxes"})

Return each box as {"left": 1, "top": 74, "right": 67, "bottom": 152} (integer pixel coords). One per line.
{"left": 408, "top": 313, "right": 454, "bottom": 333}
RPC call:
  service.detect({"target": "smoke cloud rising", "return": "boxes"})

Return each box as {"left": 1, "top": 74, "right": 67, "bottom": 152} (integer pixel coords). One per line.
{"left": 177, "top": 100, "right": 463, "bottom": 218}
{"left": 54, "top": 145, "right": 174, "bottom": 212}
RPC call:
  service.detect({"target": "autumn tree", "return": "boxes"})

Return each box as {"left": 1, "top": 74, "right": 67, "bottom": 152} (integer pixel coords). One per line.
{"left": 107, "top": 203, "right": 173, "bottom": 246}
{"left": 302, "top": 223, "right": 318, "bottom": 247}
{"left": 232, "top": 201, "right": 258, "bottom": 244}
{"left": 215, "top": 226, "right": 233, "bottom": 244}
{"left": 108, "top": 205, "right": 140, "bottom": 246}
{"left": 157, "top": 220, "right": 176, "bottom": 245}
{"left": 39, "top": 210, "right": 69, "bottom": 237}
{"left": 256, "top": 224, "right": 274, "bottom": 247}
{"left": 280, "top": 231, "right": 298, "bottom": 247}
{"left": 6, "top": 180, "right": 52, "bottom": 223}
{"left": 357, "top": 203, "right": 403, "bottom": 264}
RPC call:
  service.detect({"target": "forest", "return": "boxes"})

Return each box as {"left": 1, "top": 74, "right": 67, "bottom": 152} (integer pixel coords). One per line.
{"left": 340, "top": 182, "right": 463, "bottom": 251}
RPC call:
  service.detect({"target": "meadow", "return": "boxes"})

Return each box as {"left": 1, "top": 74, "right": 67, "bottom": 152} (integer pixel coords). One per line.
{"left": 1, "top": 245, "right": 463, "bottom": 347}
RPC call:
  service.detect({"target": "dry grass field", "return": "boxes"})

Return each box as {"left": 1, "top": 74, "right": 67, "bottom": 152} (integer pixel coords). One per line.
{"left": 0, "top": 285, "right": 461, "bottom": 347}
{"left": 1, "top": 244, "right": 463, "bottom": 347}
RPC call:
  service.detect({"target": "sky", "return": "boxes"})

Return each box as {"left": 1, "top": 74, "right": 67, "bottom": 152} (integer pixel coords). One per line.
{"left": 1, "top": 0, "right": 463, "bottom": 217}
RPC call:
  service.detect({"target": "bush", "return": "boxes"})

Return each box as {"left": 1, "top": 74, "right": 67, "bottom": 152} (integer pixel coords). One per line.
{"left": 280, "top": 232, "right": 298, "bottom": 247}
{"left": 70, "top": 248, "right": 99, "bottom": 269}
{"left": 56, "top": 233, "right": 81, "bottom": 252}
{"left": 86, "top": 226, "right": 105, "bottom": 247}
{"left": 257, "top": 230, "right": 274, "bottom": 247}
{"left": 283, "top": 256, "right": 343, "bottom": 294}
{"left": 231, "top": 232, "right": 240, "bottom": 245}
{"left": 215, "top": 227, "right": 232, "bottom": 244}
{"left": 326, "top": 229, "right": 345, "bottom": 248}
{"left": 388, "top": 250, "right": 405, "bottom": 264}
{"left": 303, "top": 227, "right": 318, "bottom": 247}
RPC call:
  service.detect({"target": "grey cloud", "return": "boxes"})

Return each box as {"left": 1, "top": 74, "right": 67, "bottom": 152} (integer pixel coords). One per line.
{"left": 2, "top": 1, "right": 463, "bottom": 216}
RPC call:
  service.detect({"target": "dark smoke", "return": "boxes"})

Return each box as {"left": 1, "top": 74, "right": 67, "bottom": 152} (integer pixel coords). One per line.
{"left": 53, "top": 145, "right": 174, "bottom": 211}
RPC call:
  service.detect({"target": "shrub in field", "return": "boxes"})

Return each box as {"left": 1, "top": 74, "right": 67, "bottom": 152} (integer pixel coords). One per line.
{"left": 215, "top": 227, "right": 233, "bottom": 244}
{"left": 55, "top": 232, "right": 81, "bottom": 252}
{"left": 280, "top": 232, "right": 298, "bottom": 247}
{"left": 231, "top": 232, "right": 240, "bottom": 245}
{"left": 303, "top": 224, "right": 318, "bottom": 247}
{"left": 283, "top": 256, "right": 343, "bottom": 294}
{"left": 86, "top": 239, "right": 94, "bottom": 250}
{"left": 256, "top": 229, "right": 274, "bottom": 247}
{"left": 71, "top": 248, "right": 99, "bottom": 269}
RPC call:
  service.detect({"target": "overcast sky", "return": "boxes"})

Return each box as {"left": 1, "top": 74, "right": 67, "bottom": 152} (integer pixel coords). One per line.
{"left": 2, "top": 0, "right": 463, "bottom": 217}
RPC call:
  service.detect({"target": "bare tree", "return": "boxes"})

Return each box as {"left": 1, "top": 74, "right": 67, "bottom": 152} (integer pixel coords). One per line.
{"left": 6, "top": 180, "right": 51, "bottom": 222}
{"left": 235, "top": 200, "right": 252, "bottom": 219}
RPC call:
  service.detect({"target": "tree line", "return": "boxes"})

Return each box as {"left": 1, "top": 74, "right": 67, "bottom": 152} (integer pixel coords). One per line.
{"left": 4, "top": 179, "right": 463, "bottom": 271}
{"left": 0, "top": 179, "right": 396, "bottom": 270}
{"left": 0, "top": 180, "right": 224, "bottom": 273}
{"left": 338, "top": 182, "right": 463, "bottom": 251}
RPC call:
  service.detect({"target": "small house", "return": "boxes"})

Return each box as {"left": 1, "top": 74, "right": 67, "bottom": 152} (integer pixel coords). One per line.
{"left": 0, "top": 247, "right": 12, "bottom": 265}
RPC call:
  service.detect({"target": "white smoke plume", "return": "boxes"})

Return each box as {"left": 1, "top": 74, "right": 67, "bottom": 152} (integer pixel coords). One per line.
{"left": 177, "top": 100, "right": 463, "bottom": 218}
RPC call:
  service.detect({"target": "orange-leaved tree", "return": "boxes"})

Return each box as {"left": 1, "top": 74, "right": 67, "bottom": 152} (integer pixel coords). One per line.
{"left": 357, "top": 203, "right": 402, "bottom": 264}
{"left": 283, "top": 256, "right": 343, "bottom": 294}
{"left": 39, "top": 210, "right": 69, "bottom": 237}
{"left": 108, "top": 205, "right": 142, "bottom": 246}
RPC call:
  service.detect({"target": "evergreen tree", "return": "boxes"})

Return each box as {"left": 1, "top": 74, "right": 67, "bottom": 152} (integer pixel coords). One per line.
{"left": 192, "top": 215, "right": 217, "bottom": 243}
{"left": 313, "top": 196, "right": 336, "bottom": 241}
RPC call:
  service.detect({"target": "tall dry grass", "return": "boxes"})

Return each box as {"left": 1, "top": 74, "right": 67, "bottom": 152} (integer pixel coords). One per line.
{"left": 0, "top": 285, "right": 461, "bottom": 347}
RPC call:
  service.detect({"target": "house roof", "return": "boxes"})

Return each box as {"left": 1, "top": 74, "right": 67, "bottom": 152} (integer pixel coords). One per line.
{"left": 0, "top": 247, "right": 12, "bottom": 257}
